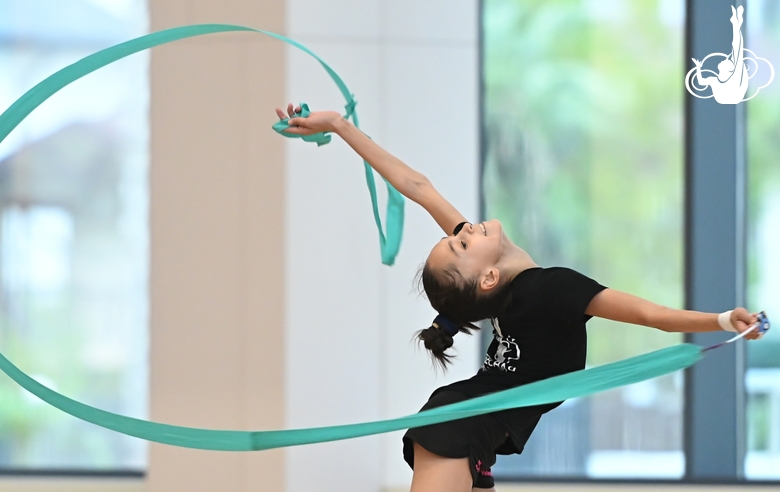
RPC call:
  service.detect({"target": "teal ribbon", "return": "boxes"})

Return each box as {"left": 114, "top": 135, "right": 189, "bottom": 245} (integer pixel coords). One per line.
{"left": 0, "top": 343, "right": 702, "bottom": 451}
{"left": 0, "top": 24, "right": 404, "bottom": 266}
{"left": 0, "top": 24, "right": 709, "bottom": 453}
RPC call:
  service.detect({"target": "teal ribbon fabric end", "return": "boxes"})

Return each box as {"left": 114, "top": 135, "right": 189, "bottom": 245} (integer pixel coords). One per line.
{"left": 271, "top": 103, "right": 332, "bottom": 146}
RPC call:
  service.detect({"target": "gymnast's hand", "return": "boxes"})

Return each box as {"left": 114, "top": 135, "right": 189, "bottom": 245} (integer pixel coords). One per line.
{"left": 274, "top": 103, "right": 342, "bottom": 135}
{"left": 730, "top": 308, "right": 762, "bottom": 340}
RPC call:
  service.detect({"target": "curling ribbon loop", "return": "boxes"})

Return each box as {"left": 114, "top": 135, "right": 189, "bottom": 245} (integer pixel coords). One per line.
{"left": 0, "top": 24, "right": 404, "bottom": 266}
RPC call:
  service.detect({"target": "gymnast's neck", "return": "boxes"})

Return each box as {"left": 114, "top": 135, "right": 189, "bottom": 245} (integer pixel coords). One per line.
{"left": 497, "top": 235, "right": 540, "bottom": 284}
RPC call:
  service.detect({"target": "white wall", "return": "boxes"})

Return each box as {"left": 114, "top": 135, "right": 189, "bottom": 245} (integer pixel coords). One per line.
{"left": 284, "top": 1, "right": 480, "bottom": 490}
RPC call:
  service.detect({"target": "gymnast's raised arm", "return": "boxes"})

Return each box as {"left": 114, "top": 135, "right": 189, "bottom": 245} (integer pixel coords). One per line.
{"left": 275, "top": 104, "right": 467, "bottom": 234}
{"left": 584, "top": 288, "right": 761, "bottom": 339}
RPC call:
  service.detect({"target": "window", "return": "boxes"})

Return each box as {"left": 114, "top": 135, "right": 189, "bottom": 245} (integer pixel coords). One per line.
{"left": 745, "top": 0, "right": 780, "bottom": 480}
{"left": 0, "top": 1, "right": 148, "bottom": 471}
{"left": 482, "top": 0, "right": 685, "bottom": 478}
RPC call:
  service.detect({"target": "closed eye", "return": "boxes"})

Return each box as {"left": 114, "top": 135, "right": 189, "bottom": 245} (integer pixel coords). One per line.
{"left": 461, "top": 241, "right": 467, "bottom": 250}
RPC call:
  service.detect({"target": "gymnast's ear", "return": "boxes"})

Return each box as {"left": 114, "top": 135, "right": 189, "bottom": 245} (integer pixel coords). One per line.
{"left": 478, "top": 267, "right": 500, "bottom": 293}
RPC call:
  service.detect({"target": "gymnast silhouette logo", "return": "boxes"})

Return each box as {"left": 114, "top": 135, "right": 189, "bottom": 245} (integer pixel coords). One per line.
{"left": 685, "top": 5, "right": 774, "bottom": 104}
{"left": 483, "top": 318, "right": 520, "bottom": 372}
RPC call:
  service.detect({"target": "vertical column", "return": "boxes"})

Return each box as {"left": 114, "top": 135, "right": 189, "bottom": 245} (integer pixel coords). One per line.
{"left": 148, "top": 1, "right": 287, "bottom": 491}
{"left": 684, "top": 0, "right": 747, "bottom": 480}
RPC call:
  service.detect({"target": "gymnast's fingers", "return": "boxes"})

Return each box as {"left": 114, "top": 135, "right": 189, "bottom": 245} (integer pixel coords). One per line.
{"left": 283, "top": 119, "right": 314, "bottom": 135}
{"left": 275, "top": 107, "right": 286, "bottom": 120}
{"left": 749, "top": 311, "right": 763, "bottom": 339}
{"left": 288, "top": 117, "right": 306, "bottom": 128}
{"left": 732, "top": 308, "right": 759, "bottom": 339}
{"left": 281, "top": 125, "right": 303, "bottom": 134}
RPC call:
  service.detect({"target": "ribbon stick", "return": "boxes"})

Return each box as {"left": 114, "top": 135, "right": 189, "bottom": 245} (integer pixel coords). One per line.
{"left": 704, "top": 310, "right": 771, "bottom": 351}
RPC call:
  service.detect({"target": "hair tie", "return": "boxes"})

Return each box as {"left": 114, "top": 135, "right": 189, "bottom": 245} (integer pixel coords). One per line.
{"left": 433, "top": 314, "right": 460, "bottom": 337}
{"left": 452, "top": 221, "right": 468, "bottom": 236}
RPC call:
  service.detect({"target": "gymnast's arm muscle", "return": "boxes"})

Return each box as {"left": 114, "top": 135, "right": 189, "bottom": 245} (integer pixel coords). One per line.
{"left": 584, "top": 288, "right": 722, "bottom": 333}
{"left": 333, "top": 117, "right": 466, "bottom": 234}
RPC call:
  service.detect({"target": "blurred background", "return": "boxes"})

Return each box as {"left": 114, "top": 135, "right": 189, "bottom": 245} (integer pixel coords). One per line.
{"left": 0, "top": 0, "right": 777, "bottom": 491}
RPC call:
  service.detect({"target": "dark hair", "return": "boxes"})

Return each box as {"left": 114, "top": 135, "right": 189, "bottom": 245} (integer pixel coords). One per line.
{"left": 416, "top": 262, "right": 513, "bottom": 370}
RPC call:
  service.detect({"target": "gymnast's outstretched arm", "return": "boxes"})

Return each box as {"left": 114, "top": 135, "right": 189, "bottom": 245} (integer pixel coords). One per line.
{"left": 585, "top": 288, "right": 761, "bottom": 339}
{"left": 276, "top": 104, "right": 467, "bottom": 234}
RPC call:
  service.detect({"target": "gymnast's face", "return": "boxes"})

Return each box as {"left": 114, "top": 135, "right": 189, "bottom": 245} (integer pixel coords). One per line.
{"left": 426, "top": 219, "right": 504, "bottom": 287}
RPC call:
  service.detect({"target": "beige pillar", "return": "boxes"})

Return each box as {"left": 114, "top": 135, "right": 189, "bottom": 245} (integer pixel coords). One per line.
{"left": 149, "top": 1, "right": 286, "bottom": 491}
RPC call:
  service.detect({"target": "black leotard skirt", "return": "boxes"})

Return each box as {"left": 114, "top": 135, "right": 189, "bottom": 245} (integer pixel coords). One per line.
{"left": 402, "top": 390, "right": 548, "bottom": 488}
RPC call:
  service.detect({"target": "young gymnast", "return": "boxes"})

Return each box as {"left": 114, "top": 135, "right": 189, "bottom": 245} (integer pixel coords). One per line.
{"left": 275, "top": 103, "right": 762, "bottom": 492}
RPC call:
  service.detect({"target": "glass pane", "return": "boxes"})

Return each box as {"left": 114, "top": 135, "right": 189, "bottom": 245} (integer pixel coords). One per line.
{"left": 745, "top": 0, "right": 780, "bottom": 481}
{"left": 0, "top": 1, "right": 149, "bottom": 470}
{"left": 482, "top": 0, "right": 685, "bottom": 479}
